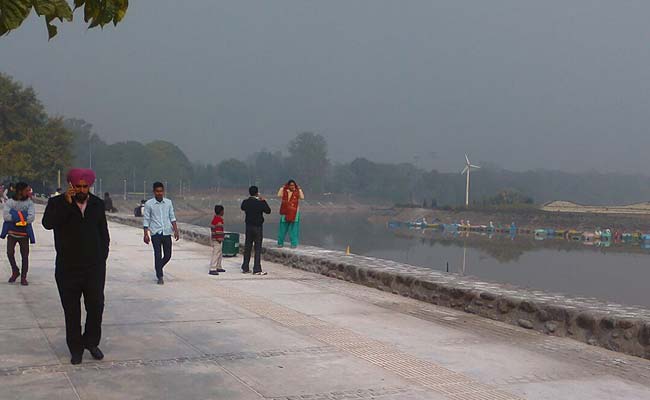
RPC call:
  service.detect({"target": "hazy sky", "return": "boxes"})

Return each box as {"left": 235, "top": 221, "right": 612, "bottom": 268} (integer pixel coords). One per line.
{"left": 2, "top": 1, "right": 650, "bottom": 173}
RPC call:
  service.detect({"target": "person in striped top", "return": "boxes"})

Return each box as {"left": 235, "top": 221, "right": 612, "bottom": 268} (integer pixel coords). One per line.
{"left": 209, "top": 205, "right": 225, "bottom": 275}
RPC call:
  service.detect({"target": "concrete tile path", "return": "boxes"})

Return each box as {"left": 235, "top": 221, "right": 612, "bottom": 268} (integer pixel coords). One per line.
{"left": 1, "top": 217, "right": 650, "bottom": 399}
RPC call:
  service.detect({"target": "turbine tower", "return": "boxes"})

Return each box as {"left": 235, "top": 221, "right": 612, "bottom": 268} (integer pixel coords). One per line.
{"left": 461, "top": 154, "right": 480, "bottom": 207}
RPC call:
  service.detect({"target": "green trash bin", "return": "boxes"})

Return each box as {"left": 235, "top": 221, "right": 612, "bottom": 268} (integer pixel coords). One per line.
{"left": 222, "top": 232, "right": 240, "bottom": 257}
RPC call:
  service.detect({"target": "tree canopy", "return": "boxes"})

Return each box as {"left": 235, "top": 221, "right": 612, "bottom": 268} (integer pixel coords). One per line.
{"left": 0, "top": 73, "right": 72, "bottom": 187}
{"left": 287, "top": 132, "right": 329, "bottom": 193}
{"left": 0, "top": 0, "right": 128, "bottom": 39}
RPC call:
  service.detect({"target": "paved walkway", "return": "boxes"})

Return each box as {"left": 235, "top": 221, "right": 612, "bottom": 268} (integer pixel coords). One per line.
{"left": 2, "top": 217, "right": 650, "bottom": 400}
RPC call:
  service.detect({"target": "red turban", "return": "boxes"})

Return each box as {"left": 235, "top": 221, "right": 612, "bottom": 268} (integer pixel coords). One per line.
{"left": 67, "top": 168, "right": 96, "bottom": 186}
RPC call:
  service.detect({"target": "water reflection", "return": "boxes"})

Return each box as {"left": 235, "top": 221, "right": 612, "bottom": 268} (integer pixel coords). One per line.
{"left": 186, "top": 212, "right": 650, "bottom": 307}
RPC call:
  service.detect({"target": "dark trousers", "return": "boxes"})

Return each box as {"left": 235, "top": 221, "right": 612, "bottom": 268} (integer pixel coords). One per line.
{"left": 7, "top": 236, "right": 29, "bottom": 276}
{"left": 151, "top": 234, "right": 172, "bottom": 278}
{"left": 55, "top": 264, "right": 106, "bottom": 356}
{"left": 242, "top": 225, "right": 263, "bottom": 273}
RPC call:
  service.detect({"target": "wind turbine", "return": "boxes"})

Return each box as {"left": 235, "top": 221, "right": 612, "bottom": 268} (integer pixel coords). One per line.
{"left": 461, "top": 154, "right": 480, "bottom": 207}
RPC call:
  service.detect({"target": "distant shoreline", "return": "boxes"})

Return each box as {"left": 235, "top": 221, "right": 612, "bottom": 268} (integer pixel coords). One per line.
{"left": 542, "top": 200, "right": 650, "bottom": 215}
{"left": 372, "top": 206, "right": 650, "bottom": 232}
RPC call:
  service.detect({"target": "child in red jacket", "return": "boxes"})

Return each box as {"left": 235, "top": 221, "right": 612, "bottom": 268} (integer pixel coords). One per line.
{"left": 209, "top": 205, "right": 225, "bottom": 275}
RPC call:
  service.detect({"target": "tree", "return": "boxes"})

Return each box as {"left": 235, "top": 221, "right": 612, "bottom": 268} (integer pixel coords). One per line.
{"left": 249, "top": 150, "right": 286, "bottom": 190}
{"left": 89, "top": 139, "right": 195, "bottom": 194}
{"left": 64, "top": 117, "right": 106, "bottom": 168}
{"left": 145, "top": 140, "right": 192, "bottom": 181}
{"left": 192, "top": 162, "right": 220, "bottom": 190}
{"left": 27, "top": 118, "right": 72, "bottom": 182}
{"left": 93, "top": 140, "right": 148, "bottom": 193}
{"left": 0, "top": 73, "right": 72, "bottom": 187}
{"left": 481, "top": 190, "right": 534, "bottom": 206}
{"left": 332, "top": 158, "right": 418, "bottom": 203}
{"left": 217, "top": 158, "right": 249, "bottom": 188}
{"left": 287, "top": 132, "right": 329, "bottom": 194}
{"left": 0, "top": 0, "right": 129, "bottom": 39}
{"left": 0, "top": 72, "right": 47, "bottom": 141}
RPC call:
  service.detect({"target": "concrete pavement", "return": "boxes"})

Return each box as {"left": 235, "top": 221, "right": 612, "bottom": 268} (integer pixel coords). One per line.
{"left": 2, "top": 217, "right": 650, "bottom": 399}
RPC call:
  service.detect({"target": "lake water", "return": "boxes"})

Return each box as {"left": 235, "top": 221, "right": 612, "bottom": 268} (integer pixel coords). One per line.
{"left": 188, "top": 212, "right": 650, "bottom": 308}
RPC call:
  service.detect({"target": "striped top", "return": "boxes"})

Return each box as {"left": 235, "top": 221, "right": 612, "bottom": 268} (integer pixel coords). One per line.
{"left": 210, "top": 215, "right": 224, "bottom": 241}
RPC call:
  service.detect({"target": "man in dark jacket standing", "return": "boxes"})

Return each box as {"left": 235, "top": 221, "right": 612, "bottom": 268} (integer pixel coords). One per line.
{"left": 42, "top": 168, "right": 110, "bottom": 365}
{"left": 240, "top": 186, "right": 271, "bottom": 275}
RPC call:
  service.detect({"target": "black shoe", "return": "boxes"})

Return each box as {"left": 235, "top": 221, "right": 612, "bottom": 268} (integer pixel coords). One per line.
{"left": 8, "top": 271, "right": 19, "bottom": 283}
{"left": 209, "top": 270, "right": 219, "bottom": 275}
{"left": 71, "top": 353, "right": 83, "bottom": 365}
{"left": 157, "top": 277, "right": 164, "bottom": 285}
{"left": 217, "top": 268, "right": 226, "bottom": 273}
{"left": 85, "top": 346, "right": 104, "bottom": 360}
{"left": 241, "top": 270, "right": 251, "bottom": 274}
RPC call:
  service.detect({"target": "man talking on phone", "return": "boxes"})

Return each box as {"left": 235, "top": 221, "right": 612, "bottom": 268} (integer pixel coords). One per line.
{"left": 240, "top": 186, "right": 271, "bottom": 275}
{"left": 42, "top": 168, "right": 110, "bottom": 365}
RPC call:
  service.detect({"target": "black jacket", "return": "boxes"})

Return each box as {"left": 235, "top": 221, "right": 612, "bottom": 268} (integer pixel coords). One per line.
{"left": 42, "top": 194, "right": 110, "bottom": 268}
{"left": 241, "top": 197, "right": 271, "bottom": 227}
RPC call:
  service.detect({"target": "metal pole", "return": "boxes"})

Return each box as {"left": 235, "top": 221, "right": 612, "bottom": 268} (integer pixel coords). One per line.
{"left": 88, "top": 139, "right": 92, "bottom": 169}
{"left": 57, "top": 170, "right": 61, "bottom": 189}
{"left": 99, "top": 178, "right": 102, "bottom": 194}
{"left": 143, "top": 180, "right": 147, "bottom": 199}
{"left": 132, "top": 169, "right": 136, "bottom": 192}
{"left": 123, "top": 179, "right": 127, "bottom": 201}
{"left": 462, "top": 244, "right": 467, "bottom": 276}
{"left": 465, "top": 168, "right": 470, "bottom": 207}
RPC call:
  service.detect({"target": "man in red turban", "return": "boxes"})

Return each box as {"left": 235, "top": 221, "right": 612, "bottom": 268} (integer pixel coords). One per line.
{"left": 42, "top": 168, "right": 110, "bottom": 365}
{"left": 67, "top": 168, "right": 96, "bottom": 187}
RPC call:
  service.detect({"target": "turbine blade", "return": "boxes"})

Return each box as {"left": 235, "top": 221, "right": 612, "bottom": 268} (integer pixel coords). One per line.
{"left": 465, "top": 154, "right": 470, "bottom": 164}
{"left": 470, "top": 165, "right": 481, "bottom": 169}
{"left": 461, "top": 166, "right": 469, "bottom": 174}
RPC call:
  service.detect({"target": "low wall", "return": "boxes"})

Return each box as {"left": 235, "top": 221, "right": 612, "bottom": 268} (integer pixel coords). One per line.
{"left": 107, "top": 213, "right": 650, "bottom": 360}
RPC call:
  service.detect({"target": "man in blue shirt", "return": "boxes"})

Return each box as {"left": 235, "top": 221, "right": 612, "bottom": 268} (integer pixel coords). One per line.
{"left": 143, "top": 182, "right": 179, "bottom": 284}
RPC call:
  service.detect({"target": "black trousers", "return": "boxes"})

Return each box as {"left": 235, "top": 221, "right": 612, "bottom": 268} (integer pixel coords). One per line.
{"left": 242, "top": 225, "right": 263, "bottom": 273}
{"left": 151, "top": 234, "right": 172, "bottom": 278}
{"left": 55, "top": 264, "right": 106, "bottom": 356}
{"left": 7, "top": 236, "right": 29, "bottom": 276}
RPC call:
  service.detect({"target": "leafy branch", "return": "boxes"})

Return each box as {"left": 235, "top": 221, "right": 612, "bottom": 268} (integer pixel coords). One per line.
{"left": 0, "top": 0, "right": 128, "bottom": 39}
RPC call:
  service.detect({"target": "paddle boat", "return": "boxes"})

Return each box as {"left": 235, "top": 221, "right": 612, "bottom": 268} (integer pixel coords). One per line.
{"left": 582, "top": 232, "right": 597, "bottom": 242}
{"left": 600, "top": 229, "right": 612, "bottom": 241}
{"left": 534, "top": 229, "right": 548, "bottom": 239}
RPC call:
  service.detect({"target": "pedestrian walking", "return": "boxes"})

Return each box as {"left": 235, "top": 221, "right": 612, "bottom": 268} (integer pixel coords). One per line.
{"left": 240, "top": 186, "right": 271, "bottom": 275}
{"left": 42, "top": 168, "right": 110, "bottom": 365}
{"left": 1, "top": 182, "right": 36, "bottom": 285}
{"left": 143, "top": 182, "right": 179, "bottom": 284}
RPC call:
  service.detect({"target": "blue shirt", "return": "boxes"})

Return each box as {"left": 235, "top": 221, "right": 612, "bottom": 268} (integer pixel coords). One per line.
{"left": 143, "top": 198, "right": 176, "bottom": 236}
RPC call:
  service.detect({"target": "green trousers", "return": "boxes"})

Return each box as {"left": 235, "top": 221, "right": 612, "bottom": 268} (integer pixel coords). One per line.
{"left": 278, "top": 213, "right": 300, "bottom": 247}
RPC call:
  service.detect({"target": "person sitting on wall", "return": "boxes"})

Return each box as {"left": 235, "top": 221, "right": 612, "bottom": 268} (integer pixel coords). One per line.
{"left": 134, "top": 200, "right": 146, "bottom": 217}
{"left": 103, "top": 192, "right": 117, "bottom": 213}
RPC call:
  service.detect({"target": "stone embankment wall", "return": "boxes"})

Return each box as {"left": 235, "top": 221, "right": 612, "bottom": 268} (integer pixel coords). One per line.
{"left": 107, "top": 213, "right": 650, "bottom": 360}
